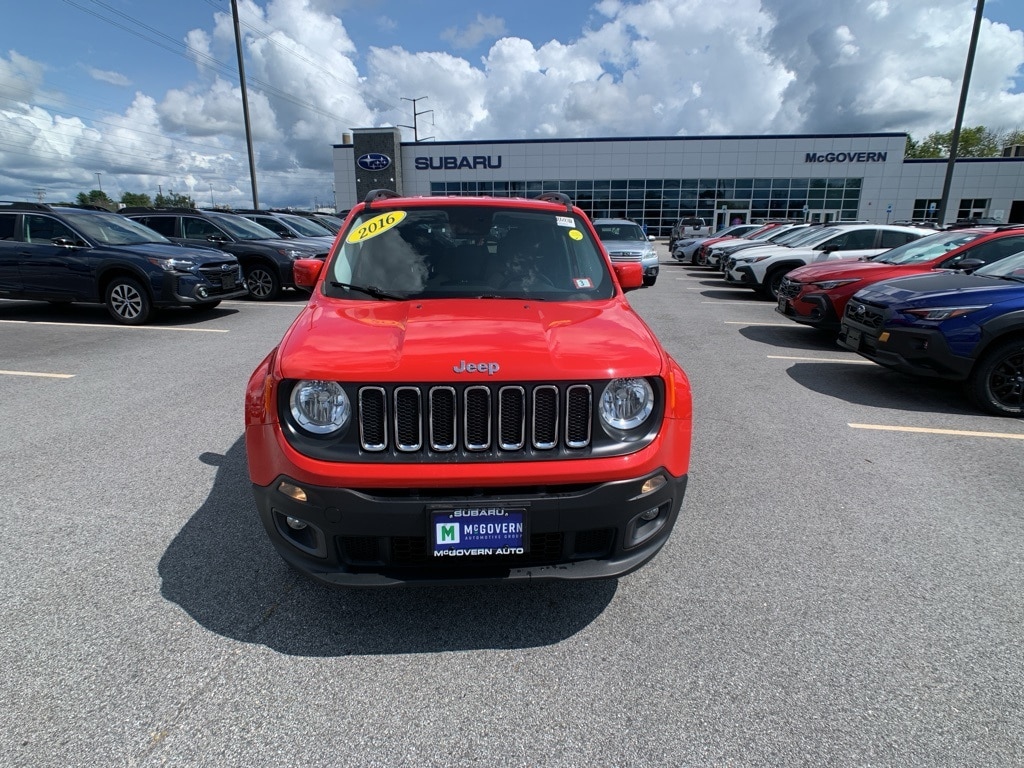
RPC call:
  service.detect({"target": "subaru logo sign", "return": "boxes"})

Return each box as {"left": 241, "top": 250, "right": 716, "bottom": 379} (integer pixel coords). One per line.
{"left": 357, "top": 153, "right": 392, "bottom": 172}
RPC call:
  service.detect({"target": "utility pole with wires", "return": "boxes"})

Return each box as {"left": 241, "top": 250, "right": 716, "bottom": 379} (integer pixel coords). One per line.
{"left": 231, "top": 0, "right": 260, "bottom": 208}
{"left": 399, "top": 97, "right": 435, "bottom": 142}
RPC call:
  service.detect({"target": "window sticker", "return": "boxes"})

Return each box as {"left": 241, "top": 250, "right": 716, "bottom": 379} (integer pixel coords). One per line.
{"left": 567, "top": 229, "right": 583, "bottom": 241}
{"left": 573, "top": 277, "right": 594, "bottom": 289}
{"left": 556, "top": 216, "right": 576, "bottom": 228}
{"left": 345, "top": 211, "right": 408, "bottom": 244}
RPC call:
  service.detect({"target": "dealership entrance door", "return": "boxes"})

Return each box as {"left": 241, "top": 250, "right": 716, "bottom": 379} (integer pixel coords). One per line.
{"left": 716, "top": 210, "right": 749, "bottom": 230}
{"left": 807, "top": 209, "right": 840, "bottom": 223}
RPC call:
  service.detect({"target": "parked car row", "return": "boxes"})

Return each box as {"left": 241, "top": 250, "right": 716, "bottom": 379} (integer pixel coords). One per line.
{"left": 680, "top": 221, "right": 1024, "bottom": 416}
{"left": 0, "top": 201, "right": 346, "bottom": 324}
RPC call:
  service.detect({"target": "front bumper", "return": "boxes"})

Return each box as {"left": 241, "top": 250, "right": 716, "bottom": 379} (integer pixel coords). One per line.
{"left": 724, "top": 265, "right": 757, "bottom": 286}
{"left": 252, "top": 469, "right": 687, "bottom": 586}
{"left": 837, "top": 320, "right": 973, "bottom": 380}
{"left": 160, "top": 267, "right": 248, "bottom": 306}
{"left": 775, "top": 291, "right": 841, "bottom": 329}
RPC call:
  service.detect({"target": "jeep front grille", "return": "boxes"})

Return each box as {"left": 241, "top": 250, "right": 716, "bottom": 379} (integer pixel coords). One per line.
{"left": 358, "top": 383, "right": 593, "bottom": 454}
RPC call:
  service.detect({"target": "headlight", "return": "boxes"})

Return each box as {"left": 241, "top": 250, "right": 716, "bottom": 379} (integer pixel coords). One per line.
{"left": 812, "top": 278, "right": 860, "bottom": 290}
{"left": 147, "top": 256, "right": 195, "bottom": 272}
{"left": 904, "top": 305, "right": 990, "bottom": 321}
{"left": 276, "top": 248, "right": 307, "bottom": 260}
{"left": 599, "top": 378, "right": 654, "bottom": 431}
{"left": 289, "top": 380, "right": 351, "bottom": 434}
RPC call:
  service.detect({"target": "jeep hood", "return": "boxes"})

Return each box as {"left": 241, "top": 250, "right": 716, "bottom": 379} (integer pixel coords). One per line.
{"left": 276, "top": 298, "right": 665, "bottom": 381}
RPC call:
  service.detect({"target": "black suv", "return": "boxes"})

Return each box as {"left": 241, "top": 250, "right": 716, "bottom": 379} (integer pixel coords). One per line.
{"left": 0, "top": 201, "right": 246, "bottom": 324}
{"left": 121, "top": 207, "right": 329, "bottom": 300}
{"left": 231, "top": 209, "right": 336, "bottom": 245}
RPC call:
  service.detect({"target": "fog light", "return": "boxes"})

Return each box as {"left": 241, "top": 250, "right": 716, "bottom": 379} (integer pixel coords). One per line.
{"left": 278, "top": 481, "right": 308, "bottom": 502}
{"left": 286, "top": 516, "right": 308, "bottom": 530}
{"left": 196, "top": 285, "right": 209, "bottom": 299}
{"left": 639, "top": 508, "right": 660, "bottom": 521}
{"left": 641, "top": 475, "right": 667, "bottom": 495}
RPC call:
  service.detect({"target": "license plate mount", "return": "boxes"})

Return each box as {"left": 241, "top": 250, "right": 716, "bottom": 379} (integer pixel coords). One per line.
{"left": 431, "top": 508, "right": 527, "bottom": 558}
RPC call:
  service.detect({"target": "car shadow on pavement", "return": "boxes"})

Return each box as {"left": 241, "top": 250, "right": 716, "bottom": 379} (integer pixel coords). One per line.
{"left": 0, "top": 299, "right": 239, "bottom": 327}
{"left": 738, "top": 324, "right": 842, "bottom": 352}
{"left": 158, "top": 436, "right": 617, "bottom": 657}
{"left": 784, "top": 361, "right": 977, "bottom": 415}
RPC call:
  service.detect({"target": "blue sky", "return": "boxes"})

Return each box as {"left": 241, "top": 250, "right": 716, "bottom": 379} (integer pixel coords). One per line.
{"left": 3, "top": 0, "right": 1024, "bottom": 208}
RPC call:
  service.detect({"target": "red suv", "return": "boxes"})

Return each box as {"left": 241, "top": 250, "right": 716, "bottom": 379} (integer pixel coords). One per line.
{"left": 245, "top": 191, "right": 693, "bottom": 586}
{"left": 776, "top": 226, "right": 1024, "bottom": 330}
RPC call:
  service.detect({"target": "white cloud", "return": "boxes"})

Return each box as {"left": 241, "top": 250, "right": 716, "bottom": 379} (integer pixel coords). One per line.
{"left": 3, "top": 0, "right": 1024, "bottom": 207}
{"left": 441, "top": 14, "right": 508, "bottom": 50}
{"left": 87, "top": 68, "right": 131, "bottom": 87}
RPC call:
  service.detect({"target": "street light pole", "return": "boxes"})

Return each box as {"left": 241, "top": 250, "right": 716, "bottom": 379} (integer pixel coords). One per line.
{"left": 231, "top": 0, "right": 259, "bottom": 209}
{"left": 936, "top": 0, "right": 985, "bottom": 226}
{"left": 95, "top": 172, "right": 102, "bottom": 193}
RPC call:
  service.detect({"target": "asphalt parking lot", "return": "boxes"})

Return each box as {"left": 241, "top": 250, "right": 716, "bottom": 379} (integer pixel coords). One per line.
{"left": 2, "top": 241, "right": 1022, "bottom": 767}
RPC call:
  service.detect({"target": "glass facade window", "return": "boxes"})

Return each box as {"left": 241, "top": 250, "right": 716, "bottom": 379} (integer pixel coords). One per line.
{"left": 430, "top": 176, "right": 864, "bottom": 236}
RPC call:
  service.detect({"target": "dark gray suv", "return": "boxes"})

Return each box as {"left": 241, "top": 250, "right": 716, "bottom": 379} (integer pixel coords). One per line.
{"left": 121, "top": 207, "right": 329, "bottom": 300}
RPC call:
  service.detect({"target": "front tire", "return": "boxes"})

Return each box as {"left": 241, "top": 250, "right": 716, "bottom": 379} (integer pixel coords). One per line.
{"left": 105, "top": 277, "right": 151, "bottom": 325}
{"left": 759, "top": 267, "right": 788, "bottom": 300}
{"left": 244, "top": 264, "right": 282, "bottom": 301}
{"left": 967, "top": 338, "right": 1024, "bottom": 416}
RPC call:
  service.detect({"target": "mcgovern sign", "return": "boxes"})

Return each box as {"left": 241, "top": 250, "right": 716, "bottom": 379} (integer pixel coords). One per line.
{"left": 805, "top": 151, "right": 888, "bottom": 163}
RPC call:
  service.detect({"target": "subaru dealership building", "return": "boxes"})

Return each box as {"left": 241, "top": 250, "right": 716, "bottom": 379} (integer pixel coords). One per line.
{"left": 331, "top": 127, "right": 1024, "bottom": 236}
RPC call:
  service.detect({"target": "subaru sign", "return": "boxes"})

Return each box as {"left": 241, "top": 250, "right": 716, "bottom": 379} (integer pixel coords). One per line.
{"left": 357, "top": 153, "right": 392, "bottom": 172}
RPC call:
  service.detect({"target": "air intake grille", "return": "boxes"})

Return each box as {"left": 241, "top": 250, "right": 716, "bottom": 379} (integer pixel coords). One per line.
{"left": 358, "top": 383, "right": 594, "bottom": 455}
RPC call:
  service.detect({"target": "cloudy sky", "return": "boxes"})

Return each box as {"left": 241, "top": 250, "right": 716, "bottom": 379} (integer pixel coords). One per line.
{"left": 2, "top": 0, "right": 1024, "bottom": 209}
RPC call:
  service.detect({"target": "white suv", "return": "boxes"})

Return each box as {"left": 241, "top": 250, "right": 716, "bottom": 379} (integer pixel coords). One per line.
{"left": 723, "top": 224, "right": 926, "bottom": 299}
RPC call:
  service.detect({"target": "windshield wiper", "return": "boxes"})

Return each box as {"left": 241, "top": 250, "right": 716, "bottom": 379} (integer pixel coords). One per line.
{"left": 995, "top": 274, "right": 1024, "bottom": 283}
{"left": 330, "top": 281, "right": 408, "bottom": 300}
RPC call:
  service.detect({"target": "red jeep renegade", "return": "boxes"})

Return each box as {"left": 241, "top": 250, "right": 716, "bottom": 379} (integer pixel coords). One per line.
{"left": 245, "top": 191, "right": 692, "bottom": 586}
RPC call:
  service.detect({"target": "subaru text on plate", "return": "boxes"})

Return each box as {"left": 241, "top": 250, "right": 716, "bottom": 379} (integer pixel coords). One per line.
{"left": 245, "top": 191, "right": 693, "bottom": 586}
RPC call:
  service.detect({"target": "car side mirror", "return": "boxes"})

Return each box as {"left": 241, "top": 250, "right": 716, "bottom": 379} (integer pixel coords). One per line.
{"left": 613, "top": 262, "right": 643, "bottom": 292}
{"left": 953, "top": 258, "right": 984, "bottom": 272}
{"left": 648, "top": 235, "right": 657, "bottom": 242}
{"left": 293, "top": 258, "right": 325, "bottom": 289}
{"left": 206, "top": 234, "right": 230, "bottom": 244}
{"left": 51, "top": 237, "right": 83, "bottom": 248}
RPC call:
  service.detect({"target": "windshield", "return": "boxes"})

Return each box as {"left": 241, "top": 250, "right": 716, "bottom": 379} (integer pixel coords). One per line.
{"left": 325, "top": 205, "right": 616, "bottom": 301}
{"left": 975, "top": 249, "right": 1024, "bottom": 279}
{"left": 594, "top": 222, "right": 646, "bottom": 241}
{"left": 765, "top": 226, "right": 811, "bottom": 244}
{"left": 280, "top": 214, "right": 333, "bottom": 237}
{"left": 64, "top": 211, "right": 171, "bottom": 245}
{"left": 871, "top": 231, "right": 981, "bottom": 264}
{"left": 312, "top": 214, "right": 344, "bottom": 233}
{"left": 210, "top": 213, "right": 281, "bottom": 240}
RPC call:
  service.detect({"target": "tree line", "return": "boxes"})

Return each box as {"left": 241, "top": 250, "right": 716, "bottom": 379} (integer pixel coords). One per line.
{"left": 66, "top": 190, "right": 196, "bottom": 211}
{"left": 905, "top": 125, "right": 1024, "bottom": 158}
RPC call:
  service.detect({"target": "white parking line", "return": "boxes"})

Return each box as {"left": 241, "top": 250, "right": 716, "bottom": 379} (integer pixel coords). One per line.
{"left": 703, "top": 300, "right": 762, "bottom": 304}
{"left": 220, "top": 301, "right": 305, "bottom": 308}
{"left": 725, "top": 321, "right": 794, "bottom": 327}
{"left": 768, "top": 354, "right": 874, "bottom": 365}
{"left": 0, "top": 320, "right": 228, "bottom": 333}
{"left": 849, "top": 423, "right": 1024, "bottom": 440}
{"left": 0, "top": 370, "right": 75, "bottom": 379}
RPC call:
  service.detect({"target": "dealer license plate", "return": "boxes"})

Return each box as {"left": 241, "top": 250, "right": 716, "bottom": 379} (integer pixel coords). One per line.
{"left": 777, "top": 295, "right": 789, "bottom": 314}
{"left": 431, "top": 508, "right": 527, "bottom": 558}
{"left": 845, "top": 327, "right": 862, "bottom": 349}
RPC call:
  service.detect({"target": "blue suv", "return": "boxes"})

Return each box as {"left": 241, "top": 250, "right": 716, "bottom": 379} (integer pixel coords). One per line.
{"left": 0, "top": 201, "right": 246, "bottom": 324}
{"left": 837, "top": 250, "right": 1024, "bottom": 416}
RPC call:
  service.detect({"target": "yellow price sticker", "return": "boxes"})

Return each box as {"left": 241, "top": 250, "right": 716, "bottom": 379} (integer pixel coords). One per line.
{"left": 568, "top": 229, "right": 583, "bottom": 241}
{"left": 346, "top": 211, "right": 408, "bottom": 244}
